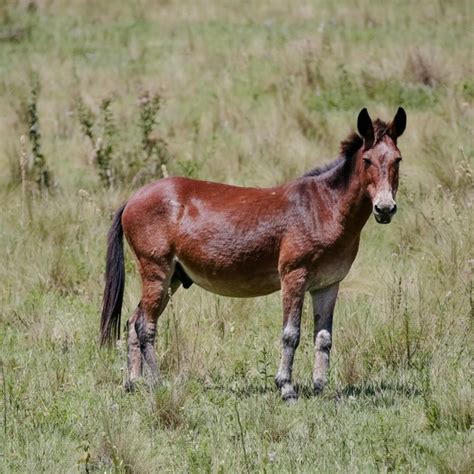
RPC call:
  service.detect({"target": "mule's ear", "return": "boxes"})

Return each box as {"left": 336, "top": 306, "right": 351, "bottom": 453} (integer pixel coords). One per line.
{"left": 357, "top": 108, "right": 374, "bottom": 149}
{"left": 388, "top": 107, "right": 407, "bottom": 141}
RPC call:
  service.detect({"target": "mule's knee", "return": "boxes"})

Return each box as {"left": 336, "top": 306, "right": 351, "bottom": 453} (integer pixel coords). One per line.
{"left": 275, "top": 324, "right": 300, "bottom": 396}
{"left": 135, "top": 315, "right": 156, "bottom": 349}
{"left": 282, "top": 324, "right": 300, "bottom": 349}
{"left": 315, "top": 329, "right": 331, "bottom": 352}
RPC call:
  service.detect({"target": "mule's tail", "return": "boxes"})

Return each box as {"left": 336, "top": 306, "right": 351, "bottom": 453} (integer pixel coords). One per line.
{"left": 100, "top": 204, "right": 127, "bottom": 347}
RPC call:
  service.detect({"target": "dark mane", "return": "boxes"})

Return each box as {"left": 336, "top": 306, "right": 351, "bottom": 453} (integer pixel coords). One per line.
{"left": 339, "top": 132, "right": 363, "bottom": 159}
{"left": 303, "top": 119, "right": 389, "bottom": 180}
{"left": 303, "top": 155, "right": 346, "bottom": 178}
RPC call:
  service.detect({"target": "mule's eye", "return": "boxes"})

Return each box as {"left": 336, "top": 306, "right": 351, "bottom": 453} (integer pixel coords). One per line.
{"left": 363, "top": 158, "right": 372, "bottom": 166}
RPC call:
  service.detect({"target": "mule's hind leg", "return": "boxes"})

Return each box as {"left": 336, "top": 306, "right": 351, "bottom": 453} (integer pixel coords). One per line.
{"left": 124, "top": 306, "right": 143, "bottom": 392}
{"left": 135, "top": 280, "right": 168, "bottom": 384}
{"left": 134, "top": 260, "right": 182, "bottom": 386}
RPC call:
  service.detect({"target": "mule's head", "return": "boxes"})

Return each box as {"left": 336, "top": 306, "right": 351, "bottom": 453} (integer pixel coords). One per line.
{"left": 357, "top": 107, "right": 406, "bottom": 224}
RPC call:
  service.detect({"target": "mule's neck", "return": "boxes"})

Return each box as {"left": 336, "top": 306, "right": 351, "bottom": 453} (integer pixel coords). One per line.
{"left": 314, "top": 149, "right": 373, "bottom": 236}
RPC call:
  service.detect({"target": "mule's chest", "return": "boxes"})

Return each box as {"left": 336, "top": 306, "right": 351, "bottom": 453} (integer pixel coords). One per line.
{"left": 305, "top": 239, "right": 360, "bottom": 292}
{"left": 306, "top": 259, "right": 352, "bottom": 292}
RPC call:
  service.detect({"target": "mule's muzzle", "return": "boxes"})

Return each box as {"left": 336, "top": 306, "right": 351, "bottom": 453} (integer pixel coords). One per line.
{"left": 373, "top": 203, "right": 397, "bottom": 224}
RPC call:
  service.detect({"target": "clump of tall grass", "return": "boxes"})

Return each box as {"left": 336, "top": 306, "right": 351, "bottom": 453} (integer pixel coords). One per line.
{"left": 92, "top": 413, "right": 158, "bottom": 473}
{"left": 130, "top": 378, "right": 192, "bottom": 432}
{"left": 149, "top": 381, "right": 189, "bottom": 430}
{"left": 419, "top": 348, "right": 472, "bottom": 433}
{"left": 421, "top": 128, "right": 473, "bottom": 195}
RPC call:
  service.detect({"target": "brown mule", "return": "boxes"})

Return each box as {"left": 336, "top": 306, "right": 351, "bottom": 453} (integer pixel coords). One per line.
{"left": 100, "top": 107, "right": 407, "bottom": 401}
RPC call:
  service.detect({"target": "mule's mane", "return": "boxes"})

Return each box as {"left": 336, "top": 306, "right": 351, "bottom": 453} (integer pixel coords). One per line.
{"left": 304, "top": 119, "right": 389, "bottom": 179}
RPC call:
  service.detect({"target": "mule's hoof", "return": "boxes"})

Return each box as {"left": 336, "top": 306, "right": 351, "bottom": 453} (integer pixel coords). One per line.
{"left": 281, "top": 384, "right": 298, "bottom": 404}
{"left": 285, "top": 395, "right": 298, "bottom": 405}
{"left": 313, "top": 379, "right": 326, "bottom": 395}
{"left": 124, "top": 380, "right": 135, "bottom": 393}
{"left": 274, "top": 375, "right": 285, "bottom": 389}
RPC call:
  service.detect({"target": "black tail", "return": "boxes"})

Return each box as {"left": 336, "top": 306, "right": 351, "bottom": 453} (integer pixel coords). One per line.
{"left": 100, "top": 204, "right": 126, "bottom": 347}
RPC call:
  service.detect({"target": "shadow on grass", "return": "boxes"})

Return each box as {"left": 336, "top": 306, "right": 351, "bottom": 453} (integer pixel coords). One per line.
{"left": 339, "top": 380, "right": 422, "bottom": 399}
{"left": 202, "top": 378, "right": 421, "bottom": 404}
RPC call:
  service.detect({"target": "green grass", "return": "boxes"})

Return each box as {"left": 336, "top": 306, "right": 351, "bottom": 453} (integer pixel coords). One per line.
{"left": 0, "top": 0, "right": 473, "bottom": 472}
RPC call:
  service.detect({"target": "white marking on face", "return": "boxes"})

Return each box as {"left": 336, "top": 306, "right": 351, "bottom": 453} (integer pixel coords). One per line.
{"left": 368, "top": 140, "right": 399, "bottom": 223}
{"left": 374, "top": 189, "right": 396, "bottom": 209}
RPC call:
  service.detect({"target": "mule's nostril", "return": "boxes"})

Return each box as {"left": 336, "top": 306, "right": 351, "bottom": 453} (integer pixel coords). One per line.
{"left": 374, "top": 203, "right": 396, "bottom": 215}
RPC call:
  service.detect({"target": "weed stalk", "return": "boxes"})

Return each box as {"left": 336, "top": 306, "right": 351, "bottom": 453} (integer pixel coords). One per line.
{"left": 27, "top": 74, "right": 52, "bottom": 191}
{"left": 234, "top": 402, "right": 250, "bottom": 473}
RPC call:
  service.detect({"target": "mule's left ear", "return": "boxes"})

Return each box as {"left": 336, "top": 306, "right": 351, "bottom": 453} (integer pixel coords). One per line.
{"left": 388, "top": 107, "right": 407, "bottom": 141}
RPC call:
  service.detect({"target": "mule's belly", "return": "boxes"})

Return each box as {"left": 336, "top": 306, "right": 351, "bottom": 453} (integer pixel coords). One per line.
{"left": 176, "top": 259, "right": 281, "bottom": 297}
{"left": 177, "top": 257, "right": 353, "bottom": 297}
{"left": 175, "top": 238, "right": 358, "bottom": 297}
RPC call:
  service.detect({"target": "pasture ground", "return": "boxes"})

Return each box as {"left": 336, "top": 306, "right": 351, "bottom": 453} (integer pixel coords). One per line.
{"left": 0, "top": 0, "right": 472, "bottom": 472}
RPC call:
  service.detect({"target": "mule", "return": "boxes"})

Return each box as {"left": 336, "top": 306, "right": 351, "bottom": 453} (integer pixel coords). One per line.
{"left": 100, "top": 107, "right": 407, "bottom": 402}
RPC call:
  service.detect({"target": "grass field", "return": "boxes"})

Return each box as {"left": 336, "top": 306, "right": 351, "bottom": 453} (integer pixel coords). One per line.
{"left": 0, "top": 0, "right": 473, "bottom": 472}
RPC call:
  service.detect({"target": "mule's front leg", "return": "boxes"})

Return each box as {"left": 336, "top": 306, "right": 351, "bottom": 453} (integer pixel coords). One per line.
{"left": 275, "top": 269, "right": 307, "bottom": 403}
{"left": 311, "top": 283, "right": 339, "bottom": 394}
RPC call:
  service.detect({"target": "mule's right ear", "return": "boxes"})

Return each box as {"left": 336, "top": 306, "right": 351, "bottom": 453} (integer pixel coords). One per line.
{"left": 357, "top": 108, "right": 374, "bottom": 149}
{"left": 388, "top": 107, "right": 407, "bottom": 142}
